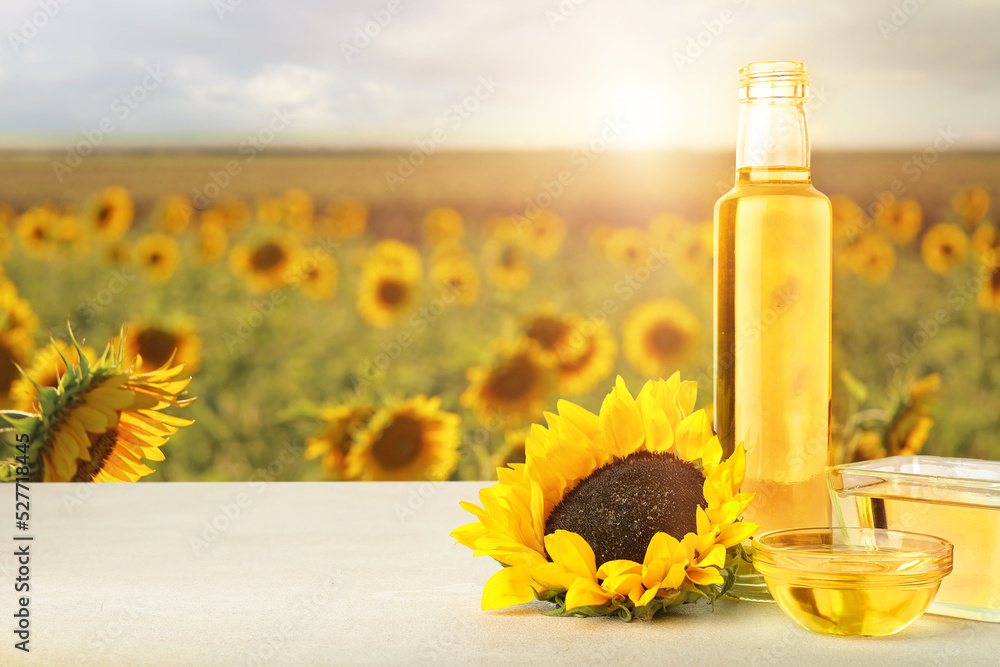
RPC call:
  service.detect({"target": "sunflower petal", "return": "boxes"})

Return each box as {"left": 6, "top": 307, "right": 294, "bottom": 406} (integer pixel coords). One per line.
{"left": 481, "top": 566, "right": 536, "bottom": 610}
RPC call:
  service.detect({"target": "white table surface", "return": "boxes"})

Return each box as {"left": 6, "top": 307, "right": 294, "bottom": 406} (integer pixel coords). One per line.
{"left": 1, "top": 481, "right": 997, "bottom": 665}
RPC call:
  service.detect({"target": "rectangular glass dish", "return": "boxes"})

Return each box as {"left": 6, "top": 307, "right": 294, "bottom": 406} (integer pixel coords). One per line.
{"left": 828, "top": 455, "right": 1000, "bottom": 622}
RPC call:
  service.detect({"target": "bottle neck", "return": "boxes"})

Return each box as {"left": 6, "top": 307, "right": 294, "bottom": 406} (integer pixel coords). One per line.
{"left": 735, "top": 100, "right": 810, "bottom": 181}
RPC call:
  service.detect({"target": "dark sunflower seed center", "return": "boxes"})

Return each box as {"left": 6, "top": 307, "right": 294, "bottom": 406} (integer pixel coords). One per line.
{"left": 544, "top": 451, "right": 706, "bottom": 566}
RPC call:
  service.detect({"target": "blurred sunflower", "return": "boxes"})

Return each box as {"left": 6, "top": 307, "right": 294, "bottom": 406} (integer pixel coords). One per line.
{"left": 674, "top": 223, "right": 714, "bottom": 286}
{"left": 524, "top": 210, "right": 566, "bottom": 259}
{"left": 101, "top": 240, "right": 131, "bottom": 267}
{"left": 605, "top": 227, "right": 650, "bottom": 268}
{"left": 123, "top": 322, "right": 203, "bottom": 375}
{"left": 921, "top": 223, "right": 969, "bottom": 275}
{"left": 299, "top": 252, "right": 339, "bottom": 302}
{"left": 15, "top": 206, "right": 58, "bottom": 259}
{"left": 255, "top": 196, "right": 285, "bottom": 226}
{"left": 885, "top": 373, "right": 940, "bottom": 457}
{"left": 874, "top": 197, "right": 922, "bottom": 244}
{"left": 588, "top": 223, "right": 614, "bottom": 254}
{"left": 484, "top": 238, "right": 531, "bottom": 290}
{"left": 977, "top": 257, "right": 1000, "bottom": 313}
{"left": 213, "top": 198, "right": 250, "bottom": 233}
{"left": 282, "top": 188, "right": 314, "bottom": 233}
{"left": 53, "top": 215, "right": 90, "bottom": 257}
{"left": 453, "top": 375, "right": 756, "bottom": 619}
{"left": 304, "top": 404, "right": 376, "bottom": 479}
{"left": 430, "top": 239, "right": 470, "bottom": 266}
{"left": 321, "top": 197, "right": 368, "bottom": 239}
{"left": 553, "top": 319, "right": 617, "bottom": 396}
{"left": 953, "top": 185, "right": 990, "bottom": 227}
{"left": 196, "top": 219, "right": 228, "bottom": 265}
{"left": 154, "top": 194, "right": 194, "bottom": 234}
{"left": 521, "top": 307, "right": 577, "bottom": 363}
{"left": 844, "top": 232, "right": 896, "bottom": 284}
{"left": 623, "top": 300, "right": 700, "bottom": 378}
{"left": 9, "top": 328, "right": 195, "bottom": 483}
{"left": 357, "top": 240, "right": 422, "bottom": 328}
{"left": 830, "top": 195, "right": 867, "bottom": 241}
{"left": 0, "top": 279, "right": 39, "bottom": 407}
{"left": 10, "top": 339, "right": 97, "bottom": 411}
{"left": 346, "top": 395, "right": 460, "bottom": 481}
{"left": 83, "top": 185, "right": 133, "bottom": 242}
{"left": 134, "top": 233, "right": 181, "bottom": 284}
{"left": 424, "top": 206, "right": 464, "bottom": 246}
{"left": 430, "top": 257, "right": 480, "bottom": 306}
{"left": 647, "top": 213, "right": 690, "bottom": 249}
{"left": 971, "top": 223, "right": 998, "bottom": 261}
{"left": 230, "top": 238, "right": 298, "bottom": 292}
{"left": 461, "top": 338, "right": 556, "bottom": 427}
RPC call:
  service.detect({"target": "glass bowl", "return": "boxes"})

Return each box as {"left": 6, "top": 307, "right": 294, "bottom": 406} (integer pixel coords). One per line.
{"left": 754, "top": 527, "right": 953, "bottom": 636}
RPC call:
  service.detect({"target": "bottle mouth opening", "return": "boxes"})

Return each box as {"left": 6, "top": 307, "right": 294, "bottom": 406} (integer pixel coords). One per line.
{"left": 738, "top": 61, "right": 809, "bottom": 101}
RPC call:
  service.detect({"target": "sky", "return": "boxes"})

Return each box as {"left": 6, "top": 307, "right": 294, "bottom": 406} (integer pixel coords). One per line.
{"left": 0, "top": 0, "right": 997, "bottom": 151}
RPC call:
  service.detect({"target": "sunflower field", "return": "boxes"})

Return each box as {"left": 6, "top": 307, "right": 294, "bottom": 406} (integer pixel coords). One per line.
{"left": 1, "top": 151, "right": 998, "bottom": 482}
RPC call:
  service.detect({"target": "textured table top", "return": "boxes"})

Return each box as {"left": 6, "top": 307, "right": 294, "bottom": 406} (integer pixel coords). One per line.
{"left": 0, "top": 481, "right": 997, "bottom": 665}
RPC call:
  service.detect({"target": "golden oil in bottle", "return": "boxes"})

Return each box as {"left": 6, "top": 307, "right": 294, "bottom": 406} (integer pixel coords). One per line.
{"left": 714, "top": 62, "right": 832, "bottom": 600}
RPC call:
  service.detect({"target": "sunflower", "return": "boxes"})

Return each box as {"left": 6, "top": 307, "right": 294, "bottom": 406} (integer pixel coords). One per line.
{"left": 844, "top": 232, "right": 896, "bottom": 283}
{"left": 304, "top": 404, "right": 376, "bottom": 479}
{"left": 430, "top": 257, "right": 480, "bottom": 306}
{"left": 15, "top": 206, "right": 58, "bottom": 259}
{"left": 921, "top": 223, "right": 968, "bottom": 274}
{"left": 230, "top": 238, "right": 298, "bottom": 292}
{"left": 0, "top": 279, "right": 39, "bottom": 407}
{"left": 7, "top": 328, "right": 195, "bottom": 483}
{"left": 484, "top": 238, "right": 531, "bottom": 290}
{"left": 953, "top": 186, "right": 990, "bottom": 227}
{"left": 320, "top": 197, "right": 368, "bottom": 239}
{"left": 101, "top": 240, "right": 131, "bottom": 267}
{"left": 212, "top": 198, "right": 251, "bottom": 233}
{"left": 830, "top": 195, "right": 867, "bottom": 241}
{"left": 282, "top": 188, "right": 314, "bottom": 233}
{"left": 461, "top": 338, "right": 556, "bottom": 427}
{"left": 424, "top": 206, "right": 464, "bottom": 246}
{"left": 196, "top": 219, "right": 228, "bottom": 265}
{"left": 553, "top": 318, "right": 617, "bottom": 396}
{"left": 53, "top": 215, "right": 90, "bottom": 256}
{"left": 123, "top": 322, "right": 202, "bottom": 375}
{"left": 299, "top": 252, "right": 339, "bottom": 302}
{"left": 971, "top": 223, "right": 998, "bottom": 261}
{"left": 604, "top": 227, "right": 650, "bottom": 268}
{"left": 521, "top": 307, "right": 577, "bottom": 363}
{"left": 452, "top": 375, "right": 757, "bottom": 620}
{"left": 154, "top": 194, "right": 194, "bottom": 235}
{"left": 83, "top": 186, "right": 133, "bottom": 242}
{"left": 255, "top": 196, "right": 285, "bottom": 226}
{"left": 623, "top": 300, "right": 699, "bottom": 377}
{"left": 874, "top": 197, "right": 922, "bottom": 244}
{"left": 647, "top": 213, "right": 690, "bottom": 249}
{"left": 674, "top": 222, "right": 714, "bottom": 286}
{"left": 357, "top": 241, "right": 422, "bottom": 328}
{"left": 346, "top": 396, "right": 460, "bottom": 481}
{"left": 9, "top": 339, "right": 97, "bottom": 411}
{"left": 977, "top": 257, "right": 1000, "bottom": 313}
{"left": 134, "top": 233, "right": 181, "bottom": 284}
{"left": 524, "top": 210, "right": 566, "bottom": 259}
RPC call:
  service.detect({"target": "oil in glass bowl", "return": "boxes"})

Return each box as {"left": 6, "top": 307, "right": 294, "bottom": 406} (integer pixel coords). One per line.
{"left": 754, "top": 527, "right": 953, "bottom": 636}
